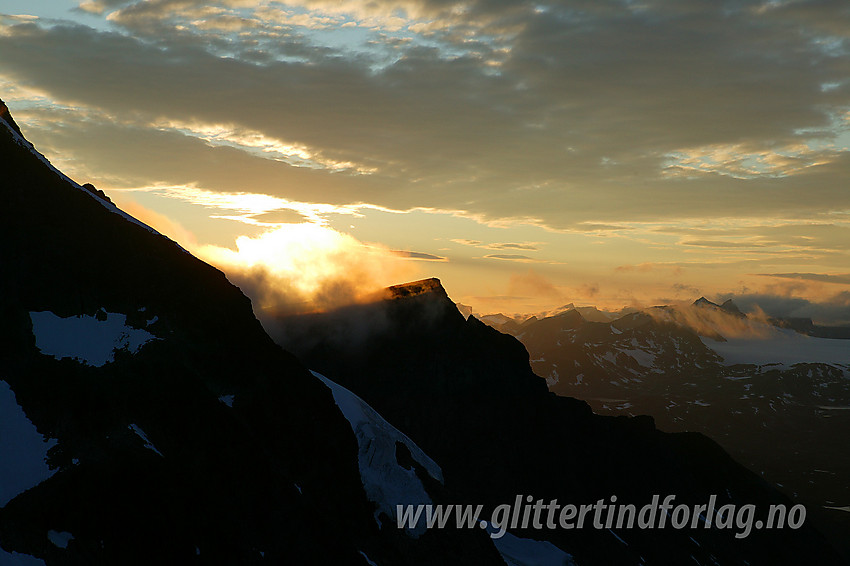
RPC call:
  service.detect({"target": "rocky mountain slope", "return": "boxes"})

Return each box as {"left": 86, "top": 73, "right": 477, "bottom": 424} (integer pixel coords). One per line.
{"left": 268, "top": 281, "right": 846, "bottom": 565}
{"left": 484, "top": 299, "right": 850, "bottom": 560}
{"left": 0, "top": 100, "right": 500, "bottom": 565}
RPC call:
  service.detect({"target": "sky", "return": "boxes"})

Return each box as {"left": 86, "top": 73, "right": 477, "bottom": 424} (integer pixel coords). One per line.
{"left": 1, "top": 0, "right": 850, "bottom": 322}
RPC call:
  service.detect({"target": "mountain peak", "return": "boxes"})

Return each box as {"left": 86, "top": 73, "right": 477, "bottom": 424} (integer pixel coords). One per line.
{"left": 720, "top": 298, "right": 743, "bottom": 315}
{"left": 693, "top": 296, "right": 719, "bottom": 308}
{"left": 554, "top": 308, "right": 586, "bottom": 324}
{"left": 386, "top": 277, "right": 447, "bottom": 299}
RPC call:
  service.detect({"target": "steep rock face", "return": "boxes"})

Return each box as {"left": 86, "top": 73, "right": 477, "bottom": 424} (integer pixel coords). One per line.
{"left": 0, "top": 103, "right": 499, "bottom": 565}
{"left": 0, "top": 97, "right": 363, "bottom": 565}
{"left": 271, "top": 280, "right": 845, "bottom": 566}
{"left": 487, "top": 304, "right": 850, "bottom": 562}
{"left": 0, "top": 98, "right": 22, "bottom": 135}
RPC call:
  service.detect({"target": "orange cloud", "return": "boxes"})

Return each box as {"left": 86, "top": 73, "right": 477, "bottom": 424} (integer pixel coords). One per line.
{"left": 196, "top": 223, "right": 419, "bottom": 316}
{"left": 507, "top": 269, "right": 564, "bottom": 300}
{"left": 117, "top": 199, "right": 198, "bottom": 247}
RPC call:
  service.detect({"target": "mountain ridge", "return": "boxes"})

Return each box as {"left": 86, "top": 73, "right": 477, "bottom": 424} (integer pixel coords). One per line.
{"left": 0, "top": 100, "right": 502, "bottom": 565}
{"left": 479, "top": 297, "right": 850, "bottom": 561}
{"left": 270, "top": 279, "right": 846, "bottom": 565}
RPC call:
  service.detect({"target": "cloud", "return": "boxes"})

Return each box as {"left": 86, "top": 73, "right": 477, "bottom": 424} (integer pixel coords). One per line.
{"left": 663, "top": 140, "right": 834, "bottom": 180}
{"left": 645, "top": 302, "right": 779, "bottom": 340}
{"left": 196, "top": 223, "right": 419, "bottom": 316}
{"left": 451, "top": 239, "right": 539, "bottom": 251}
{"left": 672, "top": 282, "right": 701, "bottom": 296}
{"left": 578, "top": 283, "right": 599, "bottom": 299}
{"left": 117, "top": 199, "right": 198, "bottom": 247}
{"left": 487, "top": 242, "right": 538, "bottom": 251}
{"left": 615, "top": 263, "right": 657, "bottom": 273}
{"left": 151, "top": 118, "right": 378, "bottom": 174}
{"left": 391, "top": 250, "right": 448, "bottom": 261}
{"left": 483, "top": 254, "right": 538, "bottom": 262}
{"left": 682, "top": 240, "right": 774, "bottom": 248}
{"left": 2, "top": 0, "right": 850, "bottom": 230}
{"left": 76, "top": 0, "right": 135, "bottom": 15}
{"left": 507, "top": 269, "right": 564, "bottom": 300}
{"left": 715, "top": 291, "right": 850, "bottom": 326}
{"left": 3, "top": 0, "right": 850, "bottom": 315}
{"left": 758, "top": 272, "right": 850, "bottom": 285}
{"left": 570, "top": 223, "right": 629, "bottom": 232}
{"left": 250, "top": 209, "right": 309, "bottom": 224}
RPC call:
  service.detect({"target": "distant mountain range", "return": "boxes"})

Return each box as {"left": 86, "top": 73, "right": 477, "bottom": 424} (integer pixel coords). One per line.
{"left": 477, "top": 297, "right": 850, "bottom": 560}
{"left": 1, "top": 97, "right": 847, "bottom": 565}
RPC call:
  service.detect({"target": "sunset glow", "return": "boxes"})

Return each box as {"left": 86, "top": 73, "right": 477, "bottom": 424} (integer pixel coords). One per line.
{"left": 1, "top": 0, "right": 849, "bottom": 322}
{"left": 196, "top": 222, "right": 418, "bottom": 314}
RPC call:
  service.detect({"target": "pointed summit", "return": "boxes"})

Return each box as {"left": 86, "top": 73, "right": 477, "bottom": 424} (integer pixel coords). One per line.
{"left": 555, "top": 308, "right": 586, "bottom": 325}
{"left": 693, "top": 296, "right": 720, "bottom": 308}
{"left": 720, "top": 298, "right": 744, "bottom": 316}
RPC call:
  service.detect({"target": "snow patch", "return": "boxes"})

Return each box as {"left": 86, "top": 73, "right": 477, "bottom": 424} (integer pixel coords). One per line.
{"left": 218, "top": 395, "right": 235, "bottom": 408}
{"left": 47, "top": 530, "right": 74, "bottom": 549}
{"left": 311, "top": 371, "right": 442, "bottom": 537}
{"left": 484, "top": 523, "right": 577, "bottom": 566}
{"left": 0, "top": 548, "right": 47, "bottom": 565}
{"left": 620, "top": 348, "right": 656, "bottom": 368}
{"left": 30, "top": 310, "right": 157, "bottom": 367}
{"left": 359, "top": 551, "right": 379, "bottom": 566}
{"left": 128, "top": 424, "right": 164, "bottom": 457}
{"left": 0, "top": 380, "right": 57, "bottom": 507}
{"left": 702, "top": 328, "right": 850, "bottom": 366}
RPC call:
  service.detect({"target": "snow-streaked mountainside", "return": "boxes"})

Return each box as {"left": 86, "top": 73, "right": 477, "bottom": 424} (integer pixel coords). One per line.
{"left": 312, "top": 370, "right": 443, "bottom": 536}
{"left": 267, "top": 280, "right": 846, "bottom": 565}
{"left": 0, "top": 99, "right": 503, "bottom": 566}
{"left": 312, "top": 371, "right": 568, "bottom": 566}
{"left": 481, "top": 298, "right": 850, "bottom": 560}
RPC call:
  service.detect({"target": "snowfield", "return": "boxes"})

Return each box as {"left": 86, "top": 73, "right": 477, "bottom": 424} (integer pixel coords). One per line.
{"left": 702, "top": 326, "right": 850, "bottom": 367}
{"left": 0, "top": 380, "right": 57, "bottom": 507}
{"left": 0, "top": 547, "right": 46, "bottom": 566}
{"left": 484, "top": 523, "right": 577, "bottom": 566}
{"left": 311, "top": 371, "right": 443, "bottom": 537}
{"left": 30, "top": 310, "right": 158, "bottom": 367}
{"left": 128, "top": 424, "right": 164, "bottom": 457}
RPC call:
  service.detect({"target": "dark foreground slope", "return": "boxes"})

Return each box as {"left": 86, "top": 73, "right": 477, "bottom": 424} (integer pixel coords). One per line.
{"left": 269, "top": 279, "right": 847, "bottom": 566}
{"left": 0, "top": 102, "right": 499, "bottom": 565}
